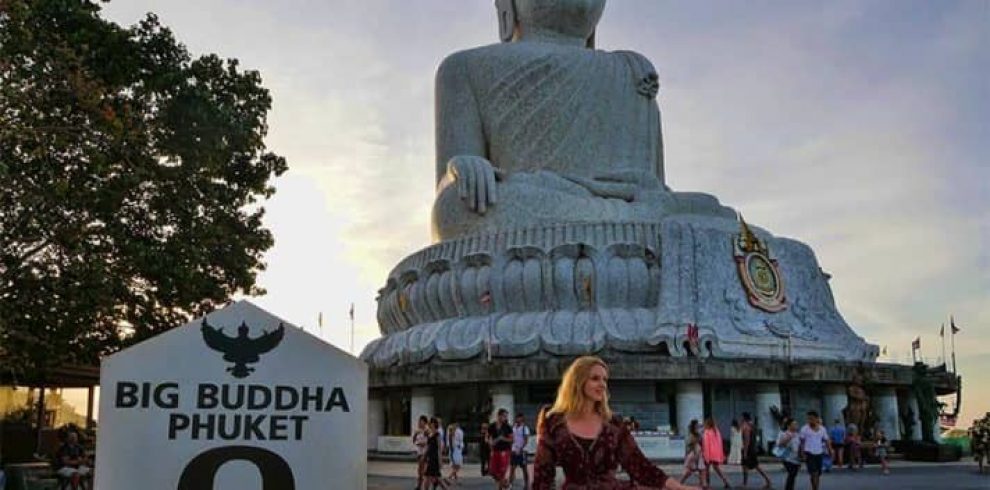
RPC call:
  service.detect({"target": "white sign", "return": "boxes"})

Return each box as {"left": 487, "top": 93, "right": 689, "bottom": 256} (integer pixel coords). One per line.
{"left": 376, "top": 436, "right": 415, "bottom": 453}
{"left": 96, "top": 300, "right": 367, "bottom": 489}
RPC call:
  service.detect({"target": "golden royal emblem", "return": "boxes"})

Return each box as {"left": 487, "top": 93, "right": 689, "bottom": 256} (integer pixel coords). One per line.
{"left": 733, "top": 215, "right": 787, "bottom": 312}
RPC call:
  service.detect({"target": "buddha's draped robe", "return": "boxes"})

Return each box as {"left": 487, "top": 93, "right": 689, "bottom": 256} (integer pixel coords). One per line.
{"left": 467, "top": 43, "right": 663, "bottom": 182}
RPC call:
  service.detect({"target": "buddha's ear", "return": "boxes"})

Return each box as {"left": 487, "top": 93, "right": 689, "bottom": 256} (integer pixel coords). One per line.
{"left": 587, "top": 30, "right": 596, "bottom": 49}
{"left": 496, "top": 0, "right": 517, "bottom": 43}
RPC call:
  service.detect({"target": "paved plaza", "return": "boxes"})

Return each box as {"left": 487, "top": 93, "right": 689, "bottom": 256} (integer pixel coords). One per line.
{"left": 367, "top": 460, "right": 987, "bottom": 489}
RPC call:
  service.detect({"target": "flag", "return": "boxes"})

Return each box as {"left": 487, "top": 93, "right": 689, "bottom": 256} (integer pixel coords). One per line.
{"left": 912, "top": 337, "right": 920, "bottom": 350}
{"left": 349, "top": 303, "right": 354, "bottom": 321}
{"left": 939, "top": 323, "right": 944, "bottom": 337}
{"left": 480, "top": 291, "right": 492, "bottom": 307}
{"left": 951, "top": 316, "right": 960, "bottom": 334}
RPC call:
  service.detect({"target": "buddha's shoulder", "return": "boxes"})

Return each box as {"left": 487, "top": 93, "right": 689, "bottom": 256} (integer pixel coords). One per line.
{"left": 437, "top": 44, "right": 657, "bottom": 88}
{"left": 437, "top": 44, "right": 504, "bottom": 72}
{"left": 440, "top": 43, "right": 655, "bottom": 68}
{"left": 436, "top": 43, "right": 543, "bottom": 85}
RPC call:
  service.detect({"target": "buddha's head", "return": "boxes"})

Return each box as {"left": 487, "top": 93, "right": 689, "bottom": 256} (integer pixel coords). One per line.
{"left": 497, "top": 0, "right": 605, "bottom": 47}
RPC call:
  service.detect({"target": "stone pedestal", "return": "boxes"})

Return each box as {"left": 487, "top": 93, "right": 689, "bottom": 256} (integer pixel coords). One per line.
{"left": 907, "top": 396, "right": 922, "bottom": 440}
{"left": 675, "top": 381, "right": 704, "bottom": 437}
{"left": 411, "top": 387, "right": 435, "bottom": 432}
{"left": 873, "top": 387, "right": 899, "bottom": 440}
{"left": 490, "top": 384, "right": 514, "bottom": 421}
{"left": 754, "top": 383, "right": 782, "bottom": 450}
{"left": 823, "top": 384, "right": 848, "bottom": 427}
{"left": 362, "top": 217, "right": 881, "bottom": 368}
{"left": 368, "top": 396, "right": 385, "bottom": 450}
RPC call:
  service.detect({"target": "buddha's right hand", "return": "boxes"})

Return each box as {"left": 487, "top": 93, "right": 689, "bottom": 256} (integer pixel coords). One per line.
{"left": 444, "top": 155, "right": 501, "bottom": 215}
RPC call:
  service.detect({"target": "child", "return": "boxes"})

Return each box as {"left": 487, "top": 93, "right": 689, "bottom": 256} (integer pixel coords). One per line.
{"left": 876, "top": 430, "right": 890, "bottom": 475}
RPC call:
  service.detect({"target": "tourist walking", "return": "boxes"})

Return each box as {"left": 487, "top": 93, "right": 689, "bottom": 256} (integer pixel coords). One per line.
{"left": 414, "top": 415, "right": 429, "bottom": 489}
{"left": 447, "top": 423, "right": 464, "bottom": 484}
{"left": 532, "top": 355, "right": 699, "bottom": 489}
{"left": 488, "top": 408, "right": 514, "bottom": 489}
{"left": 728, "top": 419, "right": 743, "bottom": 465}
{"left": 775, "top": 418, "right": 801, "bottom": 490}
{"left": 702, "top": 417, "right": 732, "bottom": 488}
{"left": 799, "top": 411, "right": 833, "bottom": 490}
{"left": 828, "top": 419, "right": 846, "bottom": 469}
{"left": 509, "top": 412, "right": 531, "bottom": 489}
{"left": 680, "top": 419, "right": 707, "bottom": 487}
{"left": 875, "top": 430, "right": 890, "bottom": 475}
{"left": 740, "top": 412, "right": 772, "bottom": 488}
{"left": 423, "top": 418, "right": 449, "bottom": 490}
{"left": 844, "top": 423, "right": 863, "bottom": 470}
{"left": 438, "top": 417, "right": 447, "bottom": 460}
{"left": 480, "top": 422, "right": 491, "bottom": 476}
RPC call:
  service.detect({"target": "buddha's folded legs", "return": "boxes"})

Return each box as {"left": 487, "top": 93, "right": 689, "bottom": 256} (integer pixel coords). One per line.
{"left": 431, "top": 170, "right": 735, "bottom": 242}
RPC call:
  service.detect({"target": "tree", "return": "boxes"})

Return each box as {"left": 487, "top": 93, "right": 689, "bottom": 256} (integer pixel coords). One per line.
{"left": 0, "top": 0, "right": 287, "bottom": 381}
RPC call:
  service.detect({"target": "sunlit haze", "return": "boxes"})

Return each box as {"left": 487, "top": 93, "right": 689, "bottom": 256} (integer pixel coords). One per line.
{"left": 97, "top": 1, "right": 988, "bottom": 427}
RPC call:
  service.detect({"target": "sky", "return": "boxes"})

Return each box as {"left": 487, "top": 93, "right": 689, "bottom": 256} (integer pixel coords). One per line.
{"left": 95, "top": 1, "right": 989, "bottom": 427}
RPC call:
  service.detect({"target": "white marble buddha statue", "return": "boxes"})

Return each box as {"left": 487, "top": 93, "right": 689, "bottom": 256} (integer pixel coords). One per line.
{"left": 361, "top": 0, "right": 879, "bottom": 368}
{"left": 431, "top": 0, "right": 733, "bottom": 242}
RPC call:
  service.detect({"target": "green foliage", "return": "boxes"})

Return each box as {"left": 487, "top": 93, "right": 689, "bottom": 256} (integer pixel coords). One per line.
{"left": 1, "top": 403, "right": 35, "bottom": 424}
{"left": 911, "top": 363, "right": 939, "bottom": 443}
{"left": 0, "top": 0, "right": 287, "bottom": 380}
{"left": 972, "top": 413, "right": 990, "bottom": 455}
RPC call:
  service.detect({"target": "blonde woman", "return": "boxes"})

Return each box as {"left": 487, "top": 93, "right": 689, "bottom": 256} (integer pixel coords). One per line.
{"left": 532, "top": 356, "right": 699, "bottom": 490}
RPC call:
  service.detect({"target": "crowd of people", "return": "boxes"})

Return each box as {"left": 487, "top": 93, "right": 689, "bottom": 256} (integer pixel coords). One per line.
{"left": 412, "top": 410, "right": 532, "bottom": 490}
{"left": 412, "top": 415, "right": 464, "bottom": 490}
{"left": 681, "top": 410, "right": 893, "bottom": 490}
{"left": 410, "top": 356, "right": 903, "bottom": 489}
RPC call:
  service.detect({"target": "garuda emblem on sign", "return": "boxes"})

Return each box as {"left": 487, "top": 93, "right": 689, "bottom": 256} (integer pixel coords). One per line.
{"left": 733, "top": 216, "right": 787, "bottom": 312}
{"left": 201, "top": 318, "right": 285, "bottom": 378}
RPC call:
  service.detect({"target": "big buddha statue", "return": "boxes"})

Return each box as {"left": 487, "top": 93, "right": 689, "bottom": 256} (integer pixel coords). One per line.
{"left": 361, "top": 0, "right": 878, "bottom": 368}
{"left": 432, "top": 0, "right": 732, "bottom": 241}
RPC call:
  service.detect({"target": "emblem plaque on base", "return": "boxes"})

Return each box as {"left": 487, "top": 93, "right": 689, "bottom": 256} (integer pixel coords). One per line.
{"left": 734, "top": 216, "right": 787, "bottom": 313}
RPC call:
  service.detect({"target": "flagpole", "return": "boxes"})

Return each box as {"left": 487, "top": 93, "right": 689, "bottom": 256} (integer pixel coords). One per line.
{"left": 940, "top": 323, "right": 947, "bottom": 367}
{"left": 951, "top": 321, "right": 957, "bottom": 374}
{"left": 349, "top": 303, "right": 355, "bottom": 355}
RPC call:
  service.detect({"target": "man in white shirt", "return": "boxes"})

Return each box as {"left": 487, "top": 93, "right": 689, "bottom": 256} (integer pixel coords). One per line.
{"left": 509, "top": 412, "right": 531, "bottom": 490}
{"left": 799, "top": 410, "right": 834, "bottom": 490}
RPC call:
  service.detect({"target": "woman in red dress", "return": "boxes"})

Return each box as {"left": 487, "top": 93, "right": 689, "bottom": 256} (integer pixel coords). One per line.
{"left": 532, "top": 356, "right": 700, "bottom": 490}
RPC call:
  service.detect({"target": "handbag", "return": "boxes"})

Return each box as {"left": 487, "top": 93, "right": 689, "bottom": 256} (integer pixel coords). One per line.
{"left": 772, "top": 444, "right": 787, "bottom": 458}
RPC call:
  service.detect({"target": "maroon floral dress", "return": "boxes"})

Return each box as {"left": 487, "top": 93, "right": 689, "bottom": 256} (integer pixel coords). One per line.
{"left": 533, "top": 412, "right": 669, "bottom": 489}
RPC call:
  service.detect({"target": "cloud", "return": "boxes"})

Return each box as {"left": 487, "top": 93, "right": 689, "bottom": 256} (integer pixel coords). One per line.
{"left": 101, "top": 1, "right": 988, "bottom": 418}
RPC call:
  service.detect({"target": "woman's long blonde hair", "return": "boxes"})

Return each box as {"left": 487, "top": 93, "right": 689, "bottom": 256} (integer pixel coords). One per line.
{"left": 545, "top": 356, "right": 613, "bottom": 421}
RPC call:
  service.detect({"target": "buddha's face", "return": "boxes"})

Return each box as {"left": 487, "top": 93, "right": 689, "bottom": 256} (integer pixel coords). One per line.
{"left": 515, "top": 0, "right": 606, "bottom": 41}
